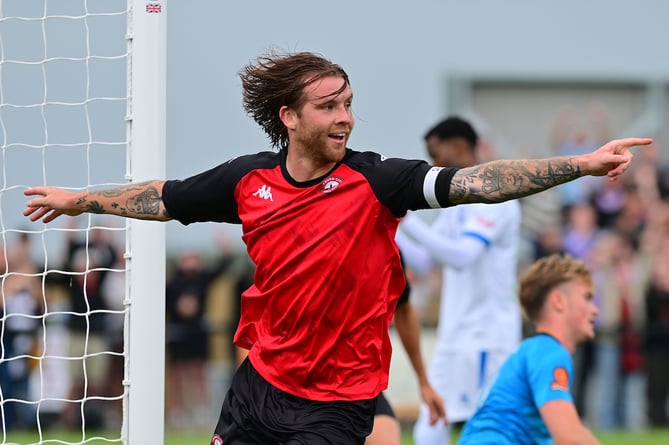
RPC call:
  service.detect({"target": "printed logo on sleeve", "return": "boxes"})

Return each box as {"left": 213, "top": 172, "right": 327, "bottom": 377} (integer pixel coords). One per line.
{"left": 211, "top": 434, "right": 223, "bottom": 445}
{"left": 549, "top": 366, "right": 569, "bottom": 392}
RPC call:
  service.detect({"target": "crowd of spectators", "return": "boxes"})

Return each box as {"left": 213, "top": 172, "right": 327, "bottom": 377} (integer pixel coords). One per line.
{"left": 524, "top": 108, "right": 669, "bottom": 431}
{"left": 0, "top": 224, "right": 252, "bottom": 432}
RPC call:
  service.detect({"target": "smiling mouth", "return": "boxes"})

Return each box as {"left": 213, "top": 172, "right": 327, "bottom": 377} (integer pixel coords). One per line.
{"left": 329, "top": 133, "right": 346, "bottom": 142}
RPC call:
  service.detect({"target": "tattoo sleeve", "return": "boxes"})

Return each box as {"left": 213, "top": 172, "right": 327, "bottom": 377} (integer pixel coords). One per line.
{"left": 80, "top": 180, "right": 169, "bottom": 221}
{"left": 449, "top": 157, "right": 581, "bottom": 204}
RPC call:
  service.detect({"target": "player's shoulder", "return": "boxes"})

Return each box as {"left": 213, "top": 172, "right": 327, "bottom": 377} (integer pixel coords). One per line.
{"left": 342, "top": 148, "right": 385, "bottom": 168}
{"left": 520, "top": 334, "right": 570, "bottom": 362}
{"left": 522, "top": 333, "right": 562, "bottom": 348}
{"left": 200, "top": 151, "right": 281, "bottom": 186}
{"left": 343, "top": 148, "right": 426, "bottom": 171}
{"left": 225, "top": 150, "right": 281, "bottom": 170}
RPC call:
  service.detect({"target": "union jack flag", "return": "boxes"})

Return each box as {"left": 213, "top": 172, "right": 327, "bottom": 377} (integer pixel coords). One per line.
{"left": 146, "top": 2, "right": 162, "bottom": 13}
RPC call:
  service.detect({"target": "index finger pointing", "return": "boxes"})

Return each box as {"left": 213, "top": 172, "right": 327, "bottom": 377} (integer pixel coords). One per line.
{"left": 616, "top": 137, "right": 654, "bottom": 149}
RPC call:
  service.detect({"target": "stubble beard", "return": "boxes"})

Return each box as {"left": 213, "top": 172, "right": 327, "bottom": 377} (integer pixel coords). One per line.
{"left": 300, "top": 131, "right": 346, "bottom": 166}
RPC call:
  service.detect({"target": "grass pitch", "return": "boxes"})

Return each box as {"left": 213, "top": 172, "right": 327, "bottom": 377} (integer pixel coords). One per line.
{"left": 4, "top": 427, "right": 669, "bottom": 444}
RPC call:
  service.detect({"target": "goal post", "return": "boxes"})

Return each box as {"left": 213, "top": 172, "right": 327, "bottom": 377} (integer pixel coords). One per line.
{"left": 0, "top": 0, "right": 167, "bottom": 443}
{"left": 124, "top": 1, "right": 166, "bottom": 444}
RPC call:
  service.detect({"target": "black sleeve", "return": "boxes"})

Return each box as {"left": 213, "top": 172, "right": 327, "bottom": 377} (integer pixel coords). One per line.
{"left": 346, "top": 151, "right": 459, "bottom": 217}
{"left": 162, "top": 152, "right": 279, "bottom": 225}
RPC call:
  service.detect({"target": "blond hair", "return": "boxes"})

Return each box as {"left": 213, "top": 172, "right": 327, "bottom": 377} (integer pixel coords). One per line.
{"left": 519, "top": 253, "right": 593, "bottom": 323}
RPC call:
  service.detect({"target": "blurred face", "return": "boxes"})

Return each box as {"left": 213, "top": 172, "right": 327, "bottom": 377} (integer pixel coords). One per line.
{"left": 560, "top": 278, "right": 599, "bottom": 342}
{"left": 568, "top": 203, "right": 597, "bottom": 231}
{"left": 287, "top": 75, "right": 354, "bottom": 165}
{"left": 178, "top": 251, "right": 203, "bottom": 275}
{"left": 425, "top": 135, "right": 471, "bottom": 168}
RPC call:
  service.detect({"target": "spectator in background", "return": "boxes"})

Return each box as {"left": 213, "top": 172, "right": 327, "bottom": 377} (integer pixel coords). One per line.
{"left": 642, "top": 203, "right": 669, "bottom": 427}
{"left": 165, "top": 241, "right": 237, "bottom": 431}
{"left": 658, "top": 167, "right": 669, "bottom": 200}
{"left": 397, "top": 116, "right": 522, "bottom": 445}
{"left": 590, "top": 174, "right": 631, "bottom": 229}
{"left": 542, "top": 204, "right": 601, "bottom": 419}
{"left": 166, "top": 250, "right": 214, "bottom": 430}
{"left": 98, "top": 245, "right": 127, "bottom": 429}
{"left": 0, "top": 234, "right": 42, "bottom": 430}
{"left": 587, "top": 229, "right": 649, "bottom": 431}
{"left": 562, "top": 202, "right": 601, "bottom": 262}
{"left": 531, "top": 224, "right": 565, "bottom": 261}
{"left": 59, "top": 226, "right": 118, "bottom": 429}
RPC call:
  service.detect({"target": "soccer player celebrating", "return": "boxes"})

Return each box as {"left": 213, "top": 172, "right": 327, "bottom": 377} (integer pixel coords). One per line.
{"left": 458, "top": 254, "right": 602, "bottom": 445}
{"left": 24, "top": 50, "right": 649, "bottom": 444}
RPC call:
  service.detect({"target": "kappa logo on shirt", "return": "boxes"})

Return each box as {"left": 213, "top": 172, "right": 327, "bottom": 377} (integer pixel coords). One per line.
{"left": 253, "top": 184, "right": 274, "bottom": 201}
{"left": 549, "top": 366, "right": 569, "bottom": 392}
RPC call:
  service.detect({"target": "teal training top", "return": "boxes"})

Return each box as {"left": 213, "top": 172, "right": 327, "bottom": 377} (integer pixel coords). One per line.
{"left": 458, "top": 334, "right": 574, "bottom": 445}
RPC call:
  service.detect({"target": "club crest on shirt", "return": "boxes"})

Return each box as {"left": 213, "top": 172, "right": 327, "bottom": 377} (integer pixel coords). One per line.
{"left": 550, "top": 366, "right": 569, "bottom": 392}
{"left": 319, "top": 175, "right": 344, "bottom": 194}
{"left": 211, "top": 434, "right": 223, "bottom": 445}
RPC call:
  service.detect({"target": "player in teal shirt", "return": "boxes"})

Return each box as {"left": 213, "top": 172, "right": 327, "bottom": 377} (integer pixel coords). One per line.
{"left": 458, "top": 254, "right": 602, "bottom": 445}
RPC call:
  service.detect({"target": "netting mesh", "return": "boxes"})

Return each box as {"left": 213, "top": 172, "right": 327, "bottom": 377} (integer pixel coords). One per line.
{"left": 0, "top": 1, "right": 128, "bottom": 443}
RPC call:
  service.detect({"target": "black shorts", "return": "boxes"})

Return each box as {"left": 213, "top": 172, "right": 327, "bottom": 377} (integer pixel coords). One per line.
{"left": 374, "top": 392, "right": 396, "bottom": 418}
{"left": 212, "top": 358, "right": 376, "bottom": 445}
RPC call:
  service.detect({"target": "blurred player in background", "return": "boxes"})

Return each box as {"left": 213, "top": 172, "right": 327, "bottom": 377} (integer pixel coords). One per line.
{"left": 458, "top": 254, "right": 601, "bottom": 445}
{"left": 397, "top": 117, "right": 522, "bottom": 445}
{"left": 23, "top": 50, "right": 651, "bottom": 444}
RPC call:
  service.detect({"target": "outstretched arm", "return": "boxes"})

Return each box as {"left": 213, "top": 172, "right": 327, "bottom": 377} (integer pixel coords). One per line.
{"left": 23, "top": 180, "right": 171, "bottom": 223}
{"left": 394, "top": 301, "right": 446, "bottom": 425}
{"left": 448, "top": 137, "right": 652, "bottom": 205}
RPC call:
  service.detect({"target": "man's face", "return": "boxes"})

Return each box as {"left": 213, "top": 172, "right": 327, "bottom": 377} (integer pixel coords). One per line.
{"left": 290, "top": 75, "right": 354, "bottom": 165}
{"left": 563, "top": 278, "right": 599, "bottom": 342}
{"left": 426, "top": 135, "right": 468, "bottom": 168}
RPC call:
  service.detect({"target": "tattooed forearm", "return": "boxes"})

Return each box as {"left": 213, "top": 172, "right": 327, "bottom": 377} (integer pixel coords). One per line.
{"left": 450, "top": 157, "right": 581, "bottom": 204}
{"left": 125, "top": 187, "right": 162, "bottom": 216}
{"left": 76, "top": 180, "right": 169, "bottom": 221}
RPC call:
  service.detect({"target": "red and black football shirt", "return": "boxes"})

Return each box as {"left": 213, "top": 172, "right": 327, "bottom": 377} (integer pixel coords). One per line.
{"left": 162, "top": 148, "right": 457, "bottom": 401}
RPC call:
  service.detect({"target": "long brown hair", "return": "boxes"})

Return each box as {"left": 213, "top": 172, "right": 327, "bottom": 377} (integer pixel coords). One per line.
{"left": 239, "top": 50, "right": 350, "bottom": 149}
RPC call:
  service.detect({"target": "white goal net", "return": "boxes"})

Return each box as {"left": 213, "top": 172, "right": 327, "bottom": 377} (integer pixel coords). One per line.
{"left": 0, "top": 1, "right": 165, "bottom": 443}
